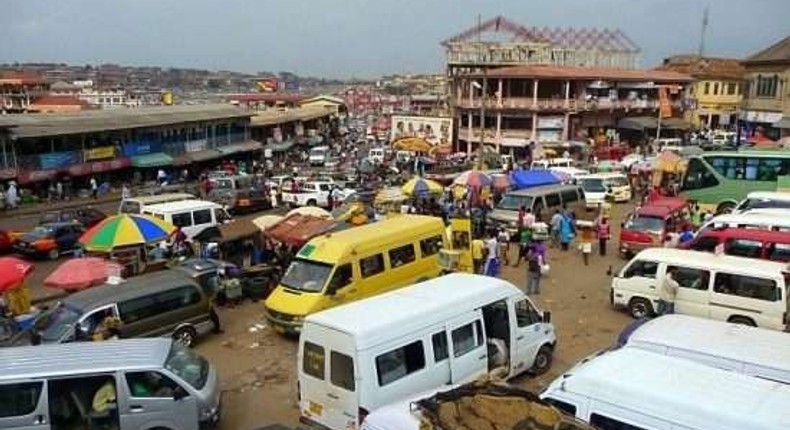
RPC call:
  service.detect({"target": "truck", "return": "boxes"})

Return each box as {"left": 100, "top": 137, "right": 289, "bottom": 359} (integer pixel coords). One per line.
{"left": 281, "top": 180, "right": 353, "bottom": 208}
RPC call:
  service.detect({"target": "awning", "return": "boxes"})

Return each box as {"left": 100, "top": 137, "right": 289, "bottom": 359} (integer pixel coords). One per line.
{"left": 131, "top": 153, "right": 173, "bottom": 168}
{"left": 68, "top": 158, "right": 131, "bottom": 176}
{"left": 216, "top": 140, "right": 263, "bottom": 155}
{"left": 18, "top": 169, "right": 58, "bottom": 185}
{"left": 173, "top": 149, "right": 222, "bottom": 166}
{"left": 774, "top": 116, "right": 790, "bottom": 129}
{"left": 617, "top": 116, "right": 691, "bottom": 131}
{"left": 661, "top": 117, "right": 692, "bottom": 130}
{"left": 267, "top": 140, "right": 294, "bottom": 152}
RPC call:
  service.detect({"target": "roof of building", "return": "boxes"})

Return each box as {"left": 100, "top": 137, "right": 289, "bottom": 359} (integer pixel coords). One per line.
{"left": 472, "top": 64, "right": 692, "bottom": 82}
{"left": 227, "top": 93, "right": 310, "bottom": 103}
{"left": 249, "top": 106, "right": 335, "bottom": 127}
{"left": 49, "top": 81, "right": 80, "bottom": 91}
{"left": 300, "top": 94, "right": 346, "bottom": 105}
{"left": 745, "top": 35, "right": 790, "bottom": 64}
{"left": 441, "top": 15, "right": 640, "bottom": 54}
{"left": 0, "top": 104, "right": 253, "bottom": 138}
{"left": 659, "top": 55, "right": 745, "bottom": 80}
{"left": 0, "top": 71, "right": 47, "bottom": 85}
{"left": 30, "top": 95, "right": 87, "bottom": 106}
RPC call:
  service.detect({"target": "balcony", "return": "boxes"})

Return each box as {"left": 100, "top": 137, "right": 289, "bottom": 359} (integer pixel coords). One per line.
{"left": 456, "top": 97, "right": 668, "bottom": 112}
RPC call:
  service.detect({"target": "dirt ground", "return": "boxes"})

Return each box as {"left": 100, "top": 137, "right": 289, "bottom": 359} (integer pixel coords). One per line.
{"left": 195, "top": 204, "right": 635, "bottom": 430}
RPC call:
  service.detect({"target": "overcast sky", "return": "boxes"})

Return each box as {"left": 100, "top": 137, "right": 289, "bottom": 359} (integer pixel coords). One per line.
{"left": 2, "top": 0, "right": 788, "bottom": 78}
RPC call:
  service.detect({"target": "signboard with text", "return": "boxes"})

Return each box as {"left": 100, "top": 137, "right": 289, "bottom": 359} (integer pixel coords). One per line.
{"left": 390, "top": 115, "right": 453, "bottom": 146}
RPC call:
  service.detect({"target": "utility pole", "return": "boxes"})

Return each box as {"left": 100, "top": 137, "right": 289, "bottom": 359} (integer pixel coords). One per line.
{"left": 698, "top": 5, "right": 710, "bottom": 57}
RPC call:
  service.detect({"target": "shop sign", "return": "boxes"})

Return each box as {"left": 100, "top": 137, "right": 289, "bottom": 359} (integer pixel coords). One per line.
{"left": 39, "top": 151, "right": 79, "bottom": 170}
{"left": 67, "top": 158, "right": 131, "bottom": 177}
{"left": 18, "top": 169, "right": 58, "bottom": 185}
{"left": 390, "top": 115, "right": 454, "bottom": 146}
{"left": 185, "top": 139, "right": 208, "bottom": 153}
{"left": 84, "top": 145, "right": 116, "bottom": 161}
{"left": 122, "top": 141, "right": 162, "bottom": 157}
{"left": 537, "top": 116, "right": 564, "bottom": 129}
{"left": 0, "top": 168, "right": 16, "bottom": 180}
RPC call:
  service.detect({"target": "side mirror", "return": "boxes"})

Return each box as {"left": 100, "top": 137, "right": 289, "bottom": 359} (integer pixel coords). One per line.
{"left": 542, "top": 311, "right": 552, "bottom": 324}
{"left": 173, "top": 386, "right": 188, "bottom": 401}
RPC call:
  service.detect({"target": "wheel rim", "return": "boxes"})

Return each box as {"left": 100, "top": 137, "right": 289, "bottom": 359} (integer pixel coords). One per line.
{"left": 535, "top": 353, "right": 549, "bottom": 370}
{"left": 175, "top": 331, "right": 193, "bottom": 347}
{"left": 631, "top": 302, "right": 647, "bottom": 318}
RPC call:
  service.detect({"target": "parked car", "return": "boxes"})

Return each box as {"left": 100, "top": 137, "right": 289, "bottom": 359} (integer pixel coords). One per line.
{"left": 14, "top": 222, "right": 84, "bottom": 260}
{"left": 40, "top": 207, "right": 107, "bottom": 228}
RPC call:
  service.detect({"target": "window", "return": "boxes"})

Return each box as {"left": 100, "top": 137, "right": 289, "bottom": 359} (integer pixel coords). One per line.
{"left": 302, "top": 342, "right": 325, "bottom": 380}
{"left": 703, "top": 82, "right": 710, "bottom": 94}
{"left": 714, "top": 273, "right": 780, "bottom": 301}
{"left": 727, "top": 83, "right": 736, "bottom": 95}
{"left": 560, "top": 189, "right": 579, "bottom": 204}
{"left": 681, "top": 158, "right": 719, "bottom": 191}
{"left": 330, "top": 352, "right": 355, "bottom": 391}
{"left": 126, "top": 372, "right": 180, "bottom": 398}
{"left": 360, "top": 254, "right": 385, "bottom": 278}
{"left": 768, "top": 243, "right": 790, "bottom": 262}
{"left": 623, "top": 260, "right": 658, "bottom": 279}
{"left": 544, "top": 193, "right": 561, "bottom": 208}
{"left": 544, "top": 397, "right": 577, "bottom": 415}
{"left": 690, "top": 236, "right": 719, "bottom": 253}
{"left": 214, "top": 208, "right": 231, "bottom": 224}
{"left": 0, "top": 382, "right": 42, "bottom": 417}
{"left": 432, "top": 332, "right": 449, "bottom": 362}
{"left": 118, "top": 295, "right": 157, "bottom": 323}
{"left": 726, "top": 239, "right": 763, "bottom": 259}
{"left": 193, "top": 209, "right": 212, "bottom": 225}
{"left": 590, "top": 413, "right": 647, "bottom": 430}
{"left": 327, "top": 264, "right": 352, "bottom": 292}
{"left": 707, "top": 156, "right": 787, "bottom": 182}
{"left": 375, "top": 341, "right": 425, "bottom": 386}
{"left": 388, "top": 244, "right": 416, "bottom": 268}
{"left": 756, "top": 74, "right": 779, "bottom": 97}
{"left": 515, "top": 298, "right": 542, "bottom": 327}
{"left": 713, "top": 82, "right": 719, "bottom": 95}
{"left": 171, "top": 212, "right": 193, "bottom": 227}
{"left": 452, "top": 323, "right": 478, "bottom": 357}
{"left": 153, "top": 286, "right": 201, "bottom": 314}
{"left": 668, "top": 266, "right": 709, "bottom": 291}
{"left": 420, "top": 235, "right": 444, "bottom": 257}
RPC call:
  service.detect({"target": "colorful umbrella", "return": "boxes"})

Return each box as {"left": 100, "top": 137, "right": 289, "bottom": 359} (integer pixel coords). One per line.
{"left": 253, "top": 215, "right": 284, "bottom": 231}
{"left": 0, "top": 257, "right": 33, "bottom": 293}
{"left": 401, "top": 177, "right": 443, "bottom": 196}
{"left": 80, "top": 214, "right": 176, "bottom": 252}
{"left": 44, "top": 257, "right": 123, "bottom": 291}
{"left": 491, "top": 174, "right": 512, "bottom": 190}
{"left": 453, "top": 170, "right": 493, "bottom": 188}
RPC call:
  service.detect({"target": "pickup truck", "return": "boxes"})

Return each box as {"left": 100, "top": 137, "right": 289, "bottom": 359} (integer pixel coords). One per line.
{"left": 281, "top": 181, "right": 352, "bottom": 208}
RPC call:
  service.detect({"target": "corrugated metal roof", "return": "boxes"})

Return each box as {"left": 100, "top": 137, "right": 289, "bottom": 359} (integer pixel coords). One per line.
{"left": 0, "top": 104, "right": 253, "bottom": 138}
{"left": 745, "top": 35, "right": 790, "bottom": 64}
{"left": 0, "top": 338, "right": 172, "bottom": 381}
{"left": 659, "top": 55, "right": 745, "bottom": 80}
{"left": 249, "top": 106, "right": 334, "bottom": 127}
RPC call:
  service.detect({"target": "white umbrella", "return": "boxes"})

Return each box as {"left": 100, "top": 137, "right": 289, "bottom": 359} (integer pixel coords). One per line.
{"left": 286, "top": 206, "right": 332, "bottom": 219}
{"left": 252, "top": 215, "right": 284, "bottom": 231}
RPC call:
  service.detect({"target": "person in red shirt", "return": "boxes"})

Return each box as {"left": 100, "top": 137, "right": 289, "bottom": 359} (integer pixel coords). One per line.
{"left": 596, "top": 216, "right": 612, "bottom": 256}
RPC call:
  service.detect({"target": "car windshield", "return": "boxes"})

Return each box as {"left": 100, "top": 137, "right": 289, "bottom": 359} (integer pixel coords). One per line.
{"left": 497, "top": 195, "right": 533, "bottom": 211}
{"left": 279, "top": 258, "right": 333, "bottom": 293}
{"left": 213, "top": 179, "right": 233, "bottom": 190}
{"left": 35, "top": 302, "right": 82, "bottom": 342}
{"left": 26, "top": 226, "right": 55, "bottom": 239}
{"left": 119, "top": 201, "right": 142, "bottom": 214}
{"left": 580, "top": 178, "right": 606, "bottom": 193}
{"left": 740, "top": 199, "right": 790, "bottom": 211}
{"left": 165, "top": 344, "right": 209, "bottom": 389}
{"left": 605, "top": 176, "right": 629, "bottom": 187}
{"left": 624, "top": 216, "right": 665, "bottom": 234}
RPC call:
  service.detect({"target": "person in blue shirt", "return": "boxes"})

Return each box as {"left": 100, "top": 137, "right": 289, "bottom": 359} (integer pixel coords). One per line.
{"left": 678, "top": 225, "right": 695, "bottom": 244}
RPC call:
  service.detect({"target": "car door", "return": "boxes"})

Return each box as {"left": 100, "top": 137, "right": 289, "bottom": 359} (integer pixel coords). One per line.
{"left": 511, "top": 297, "right": 547, "bottom": 375}
{"left": 53, "top": 227, "right": 74, "bottom": 253}
{"left": 447, "top": 311, "right": 487, "bottom": 384}
{"left": 669, "top": 265, "right": 711, "bottom": 318}
{"left": 613, "top": 259, "right": 660, "bottom": 312}
{"left": 0, "top": 380, "right": 50, "bottom": 430}
{"left": 119, "top": 371, "right": 199, "bottom": 430}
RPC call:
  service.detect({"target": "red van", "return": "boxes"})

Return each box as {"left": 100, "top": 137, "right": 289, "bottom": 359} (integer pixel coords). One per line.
{"left": 681, "top": 227, "right": 790, "bottom": 262}
{"left": 619, "top": 197, "right": 690, "bottom": 257}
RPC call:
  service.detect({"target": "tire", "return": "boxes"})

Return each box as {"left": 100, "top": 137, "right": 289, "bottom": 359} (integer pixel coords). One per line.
{"left": 628, "top": 297, "right": 654, "bottom": 319}
{"left": 172, "top": 326, "right": 197, "bottom": 348}
{"left": 530, "top": 345, "right": 553, "bottom": 376}
{"left": 307, "top": 199, "right": 317, "bottom": 207}
{"left": 48, "top": 249, "right": 60, "bottom": 260}
{"left": 728, "top": 316, "right": 756, "bottom": 327}
{"left": 716, "top": 201, "right": 737, "bottom": 215}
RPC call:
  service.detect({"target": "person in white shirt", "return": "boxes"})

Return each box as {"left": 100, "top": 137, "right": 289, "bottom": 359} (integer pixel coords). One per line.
{"left": 658, "top": 267, "right": 679, "bottom": 315}
{"left": 89, "top": 177, "right": 98, "bottom": 199}
{"left": 483, "top": 232, "right": 500, "bottom": 277}
{"left": 523, "top": 208, "right": 536, "bottom": 229}
{"left": 156, "top": 169, "right": 167, "bottom": 185}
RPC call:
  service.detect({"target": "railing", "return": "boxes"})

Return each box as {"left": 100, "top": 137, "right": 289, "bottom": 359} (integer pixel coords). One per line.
{"left": 456, "top": 97, "right": 677, "bottom": 111}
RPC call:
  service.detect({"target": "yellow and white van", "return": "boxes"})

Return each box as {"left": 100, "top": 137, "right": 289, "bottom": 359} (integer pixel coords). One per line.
{"left": 264, "top": 215, "right": 446, "bottom": 335}
{"left": 577, "top": 172, "right": 631, "bottom": 209}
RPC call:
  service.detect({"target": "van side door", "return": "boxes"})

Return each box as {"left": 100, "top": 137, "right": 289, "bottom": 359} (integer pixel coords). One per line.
{"left": 447, "top": 311, "right": 487, "bottom": 384}
{"left": 510, "top": 297, "right": 549, "bottom": 375}
{"left": 0, "top": 380, "right": 49, "bottom": 430}
{"left": 119, "top": 370, "right": 199, "bottom": 430}
{"left": 669, "top": 265, "right": 711, "bottom": 318}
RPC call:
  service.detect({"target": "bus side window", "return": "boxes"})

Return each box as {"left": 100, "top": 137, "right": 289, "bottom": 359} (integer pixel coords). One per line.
{"left": 682, "top": 158, "right": 719, "bottom": 190}
{"left": 544, "top": 397, "right": 577, "bottom": 416}
{"left": 327, "top": 264, "right": 353, "bottom": 294}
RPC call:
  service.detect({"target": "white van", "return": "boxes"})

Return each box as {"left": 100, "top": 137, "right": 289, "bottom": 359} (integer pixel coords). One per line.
{"left": 619, "top": 314, "right": 790, "bottom": 384}
{"left": 298, "top": 274, "right": 556, "bottom": 430}
{"left": 0, "top": 338, "right": 221, "bottom": 430}
{"left": 143, "top": 200, "right": 232, "bottom": 239}
{"left": 734, "top": 191, "right": 790, "bottom": 213}
{"left": 699, "top": 209, "right": 790, "bottom": 232}
{"left": 368, "top": 147, "right": 385, "bottom": 164}
{"left": 540, "top": 348, "right": 790, "bottom": 430}
{"left": 577, "top": 172, "right": 631, "bottom": 208}
{"left": 118, "top": 193, "right": 196, "bottom": 214}
{"left": 309, "top": 146, "right": 330, "bottom": 166}
{"left": 531, "top": 157, "right": 574, "bottom": 170}
{"left": 610, "top": 248, "right": 789, "bottom": 331}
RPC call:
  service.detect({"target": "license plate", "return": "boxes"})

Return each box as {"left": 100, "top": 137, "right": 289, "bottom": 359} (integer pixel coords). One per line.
{"left": 308, "top": 401, "right": 323, "bottom": 416}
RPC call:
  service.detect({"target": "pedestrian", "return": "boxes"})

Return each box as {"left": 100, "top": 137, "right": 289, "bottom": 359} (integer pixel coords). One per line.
{"left": 269, "top": 186, "right": 278, "bottom": 208}
{"left": 550, "top": 210, "right": 562, "bottom": 248}
{"left": 483, "top": 231, "right": 499, "bottom": 277}
{"left": 679, "top": 224, "right": 695, "bottom": 244}
{"left": 523, "top": 208, "right": 535, "bottom": 229}
{"left": 6, "top": 182, "right": 17, "bottom": 210}
{"left": 56, "top": 181, "right": 63, "bottom": 201}
{"left": 579, "top": 224, "right": 594, "bottom": 266}
{"left": 513, "top": 225, "right": 532, "bottom": 266}
{"left": 597, "top": 216, "right": 611, "bottom": 256}
{"left": 559, "top": 211, "right": 575, "bottom": 251}
{"left": 657, "top": 267, "right": 679, "bottom": 315}
{"left": 471, "top": 236, "right": 484, "bottom": 274}
{"left": 497, "top": 229, "right": 510, "bottom": 266}
{"left": 525, "top": 246, "right": 542, "bottom": 295}
{"left": 157, "top": 168, "right": 167, "bottom": 186}
{"left": 121, "top": 183, "right": 131, "bottom": 200}
{"left": 89, "top": 176, "right": 98, "bottom": 199}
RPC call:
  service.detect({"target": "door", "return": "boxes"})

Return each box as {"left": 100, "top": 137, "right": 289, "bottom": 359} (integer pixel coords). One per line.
{"left": 511, "top": 297, "right": 547, "bottom": 375}
{"left": 0, "top": 381, "right": 49, "bottom": 430}
{"left": 447, "top": 311, "right": 487, "bottom": 384}
{"left": 120, "top": 371, "right": 199, "bottom": 430}
{"left": 54, "top": 227, "right": 76, "bottom": 253}
{"left": 326, "top": 264, "right": 357, "bottom": 305}
{"left": 668, "top": 265, "right": 711, "bottom": 318}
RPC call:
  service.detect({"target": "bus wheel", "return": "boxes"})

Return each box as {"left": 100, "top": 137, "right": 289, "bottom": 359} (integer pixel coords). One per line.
{"left": 716, "top": 201, "right": 736, "bottom": 215}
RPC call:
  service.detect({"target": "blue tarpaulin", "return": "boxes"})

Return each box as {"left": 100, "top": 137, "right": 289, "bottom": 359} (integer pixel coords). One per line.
{"left": 510, "top": 170, "right": 561, "bottom": 190}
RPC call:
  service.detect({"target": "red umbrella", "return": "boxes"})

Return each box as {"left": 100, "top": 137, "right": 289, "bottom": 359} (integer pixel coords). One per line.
{"left": 0, "top": 257, "right": 34, "bottom": 293}
{"left": 44, "top": 258, "right": 122, "bottom": 291}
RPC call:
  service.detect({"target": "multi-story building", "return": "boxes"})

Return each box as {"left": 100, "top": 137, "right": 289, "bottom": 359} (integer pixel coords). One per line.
{"left": 740, "top": 35, "right": 790, "bottom": 139}
{"left": 660, "top": 55, "right": 744, "bottom": 129}
{"left": 0, "top": 72, "right": 49, "bottom": 113}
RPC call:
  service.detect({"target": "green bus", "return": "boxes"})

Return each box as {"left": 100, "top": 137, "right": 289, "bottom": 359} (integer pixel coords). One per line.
{"left": 680, "top": 150, "right": 790, "bottom": 213}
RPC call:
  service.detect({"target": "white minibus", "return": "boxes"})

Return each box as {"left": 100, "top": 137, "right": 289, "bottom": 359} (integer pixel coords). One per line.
{"left": 734, "top": 191, "right": 790, "bottom": 213}
{"left": 699, "top": 209, "right": 790, "bottom": 232}
{"left": 298, "top": 274, "right": 556, "bottom": 430}
{"left": 118, "top": 193, "right": 196, "bottom": 214}
{"left": 541, "top": 348, "right": 790, "bottom": 430}
{"left": 142, "top": 200, "right": 232, "bottom": 239}
{"left": 610, "top": 248, "right": 789, "bottom": 331}
{"left": 619, "top": 314, "right": 790, "bottom": 384}
{"left": 577, "top": 172, "right": 631, "bottom": 209}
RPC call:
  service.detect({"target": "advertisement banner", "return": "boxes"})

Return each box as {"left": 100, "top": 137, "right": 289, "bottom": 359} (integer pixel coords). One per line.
{"left": 122, "top": 141, "right": 162, "bottom": 157}
{"left": 537, "top": 116, "right": 564, "bottom": 129}
{"left": 84, "top": 146, "right": 116, "bottom": 161}
{"left": 390, "top": 115, "right": 454, "bottom": 146}
{"left": 283, "top": 81, "right": 300, "bottom": 92}
{"left": 39, "top": 151, "right": 79, "bottom": 170}
{"left": 256, "top": 79, "right": 278, "bottom": 93}
{"left": 184, "top": 140, "right": 208, "bottom": 153}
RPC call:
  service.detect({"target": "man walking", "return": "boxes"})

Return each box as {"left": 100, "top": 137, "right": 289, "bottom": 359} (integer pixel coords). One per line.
{"left": 89, "top": 176, "right": 98, "bottom": 199}
{"left": 597, "top": 216, "right": 611, "bottom": 256}
{"left": 525, "top": 247, "right": 542, "bottom": 295}
{"left": 657, "top": 267, "right": 679, "bottom": 315}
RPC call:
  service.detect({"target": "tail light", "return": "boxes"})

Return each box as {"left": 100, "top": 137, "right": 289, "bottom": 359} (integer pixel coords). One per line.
{"left": 358, "top": 407, "right": 370, "bottom": 423}
{"left": 36, "top": 238, "right": 56, "bottom": 251}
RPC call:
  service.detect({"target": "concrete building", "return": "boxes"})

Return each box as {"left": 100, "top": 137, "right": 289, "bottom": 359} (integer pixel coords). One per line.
{"left": 740, "top": 35, "right": 790, "bottom": 139}
{"left": 299, "top": 95, "right": 347, "bottom": 115}
{"left": 660, "top": 55, "right": 745, "bottom": 129}
{"left": 0, "top": 72, "right": 49, "bottom": 113}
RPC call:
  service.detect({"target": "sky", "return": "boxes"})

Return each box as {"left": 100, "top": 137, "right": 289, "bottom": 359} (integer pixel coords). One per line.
{"left": 1, "top": 0, "right": 788, "bottom": 79}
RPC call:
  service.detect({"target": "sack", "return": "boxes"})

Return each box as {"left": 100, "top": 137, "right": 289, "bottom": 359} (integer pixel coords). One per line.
{"left": 540, "top": 264, "right": 550, "bottom": 275}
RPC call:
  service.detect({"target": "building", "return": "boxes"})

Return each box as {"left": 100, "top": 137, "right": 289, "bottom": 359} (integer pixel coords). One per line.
{"left": 226, "top": 93, "right": 309, "bottom": 111}
{"left": 660, "top": 55, "right": 745, "bottom": 129}
{"left": 0, "top": 72, "right": 49, "bottom": 113}
{"left": 299, "top": 95, "right": 347, "bottom": 115}
{"left": 28, "top": 95, "right": 88, "bottom": 113}
{"left": 452, "top": 65, "right": 692, "bottom": 152}
{"left": 740, "top": 35, "right": 790, "bottom": 139}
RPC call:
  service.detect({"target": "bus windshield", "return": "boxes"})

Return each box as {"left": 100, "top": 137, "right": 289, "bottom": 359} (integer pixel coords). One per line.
{"left": 580, "top": 179, "right": 606, "bottom": 193}
{"left": 497, "top": 194, "right": 533, "bottom": 211}
{"left": 280, "top": 258, "right": 333, "bottom": 293}
{"left": 605, "top": 176, "right": 629, "bottom": 187}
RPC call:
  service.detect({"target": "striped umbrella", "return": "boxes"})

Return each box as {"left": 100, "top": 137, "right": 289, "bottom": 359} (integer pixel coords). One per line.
{"left": 401, "top": 177, "right": 444, "bottom": 196}
{"left": 453, "top": 170, "right": 493, "bottom": 188}
{"left": 80, "top": 214, "right": 176, "bottom": 252}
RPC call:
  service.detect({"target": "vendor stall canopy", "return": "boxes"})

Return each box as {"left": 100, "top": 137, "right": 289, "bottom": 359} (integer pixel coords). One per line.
{"left": 618, "top": 116, "right": 691, "bottom": 131}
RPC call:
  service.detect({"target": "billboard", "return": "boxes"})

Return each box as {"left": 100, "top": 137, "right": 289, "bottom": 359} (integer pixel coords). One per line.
{"left": 390, "top": 115, "right": 453, "bottom": 146}
{"left": 256, "top": 79, "right": 278, "bottom": 93}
